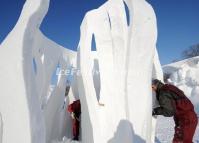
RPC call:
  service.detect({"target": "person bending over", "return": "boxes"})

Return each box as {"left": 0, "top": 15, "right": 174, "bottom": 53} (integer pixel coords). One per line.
{"left": 152, "top": 79, "right": 198, "bottom": 143}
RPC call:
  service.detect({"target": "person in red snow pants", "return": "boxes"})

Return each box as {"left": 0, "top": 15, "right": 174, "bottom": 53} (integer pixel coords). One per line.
{"left": 152, "top": 79, "right": 198, "bottom": 143}
{"left": 67, "top": 100, "right": 81, "bottom": 141}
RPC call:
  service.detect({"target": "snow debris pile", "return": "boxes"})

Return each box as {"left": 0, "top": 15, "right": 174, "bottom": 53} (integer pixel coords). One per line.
{"left": 163, "top": 56, "right": 199, "bottom": 115}
{"left": 0, "top": 0, "right": 163, "bottom": 143}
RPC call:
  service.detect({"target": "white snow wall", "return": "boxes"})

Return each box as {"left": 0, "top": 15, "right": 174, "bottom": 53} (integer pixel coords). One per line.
{"left": 0, "top": 0, "right": 76, "bottom": 143}
{"left": 78, "top": 0, "right": 163, "bottom": 143}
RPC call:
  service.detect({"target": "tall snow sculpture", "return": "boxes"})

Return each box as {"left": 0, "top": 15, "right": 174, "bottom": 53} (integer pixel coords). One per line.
{"left": 78, "top": 0, "right": 163, "bottom": 143}
{"left": 0, "top": 0, "right": 76, "bottom": 143}
{"left": 0, "top": 0, "right": 48, "bottom": 142}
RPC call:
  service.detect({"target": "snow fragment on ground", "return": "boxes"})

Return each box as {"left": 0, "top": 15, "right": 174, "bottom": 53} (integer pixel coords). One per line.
{"left": 52, "top": 137, "right": 80, "bottom": 143}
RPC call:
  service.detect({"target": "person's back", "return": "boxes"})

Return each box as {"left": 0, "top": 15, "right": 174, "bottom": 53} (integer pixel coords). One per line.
{"left": 159, "top": 84, "right": 194, "bottom": 115}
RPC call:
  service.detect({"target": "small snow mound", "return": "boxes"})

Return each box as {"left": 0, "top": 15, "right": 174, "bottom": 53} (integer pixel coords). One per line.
{"left": 52, "top": 137, "right": 80, "bottom": 143}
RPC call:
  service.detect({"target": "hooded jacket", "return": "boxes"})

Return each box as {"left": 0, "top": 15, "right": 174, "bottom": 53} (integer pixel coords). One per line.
{"left": 153, "top": 82, "right": 176, "bottom": 117}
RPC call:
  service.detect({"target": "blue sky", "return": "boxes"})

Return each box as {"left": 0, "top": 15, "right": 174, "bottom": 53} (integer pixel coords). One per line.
{"left": 0, "top": 0, "right": 199, "bottom": 65}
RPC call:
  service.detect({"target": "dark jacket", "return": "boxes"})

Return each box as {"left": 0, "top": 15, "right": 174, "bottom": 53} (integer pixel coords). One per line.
{"left": 153, "top": 83, "right": 194, "bottom": 117}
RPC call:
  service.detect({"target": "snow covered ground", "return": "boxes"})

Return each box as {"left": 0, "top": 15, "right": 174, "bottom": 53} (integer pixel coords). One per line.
{"left": 52, "top": 137, "right": 79, "bottom": 143}
{"left": 156, "top": 116, "right": 199, "bottom": 143}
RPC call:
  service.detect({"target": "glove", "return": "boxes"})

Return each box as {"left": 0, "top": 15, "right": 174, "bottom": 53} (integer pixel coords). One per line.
{"left": 71, "top": 112, "right": 75, "bottom": 119}
{"left": 152, "top": 109, "right": 157, "bottom": 116}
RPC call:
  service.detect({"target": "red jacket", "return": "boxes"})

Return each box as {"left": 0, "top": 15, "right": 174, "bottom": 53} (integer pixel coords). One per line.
{"left": 67, "top": 100, "right": 81, "bottom": 118}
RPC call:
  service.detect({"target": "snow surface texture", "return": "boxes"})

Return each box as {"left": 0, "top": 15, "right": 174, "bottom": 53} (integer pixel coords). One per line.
{"left": 156, "top": 117, "right": 199, "bottom": 143}
{"left": 0, "top": 0, "right": 163, "bottom": 143}
{"left": 155, "top": 56, "right": 199, "bottom": 143}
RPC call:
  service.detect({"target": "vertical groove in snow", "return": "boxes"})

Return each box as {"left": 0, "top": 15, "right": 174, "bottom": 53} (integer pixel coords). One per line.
{"left": 124, "top": 0, "right": 133, "bottom": 119}
{"left": 91, "top": 34, "right": 97, "bottom": 51}
{"left": 123, "top": 1, "right": 130, "bottom": 26}
{"left": 107, "top": 13, "right": 112, "bottom": 29}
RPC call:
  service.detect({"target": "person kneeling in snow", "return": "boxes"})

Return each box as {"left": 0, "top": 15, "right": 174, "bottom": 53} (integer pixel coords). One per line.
{"left": 67, "top": 100, "right": 81, "bottom": 141}
{"left": 152, "top": 79, "right": 198, "bottom": 143}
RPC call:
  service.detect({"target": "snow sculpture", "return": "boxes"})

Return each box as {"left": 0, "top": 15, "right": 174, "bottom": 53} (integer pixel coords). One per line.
{"left": 0, "top": 0, "right": 163, "bottom": 142}
{"left": 0, "top": 0, "right": 76, "bottom": 143}
{"left": 78, "top": 0, "right": 162, "bottom": 143}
